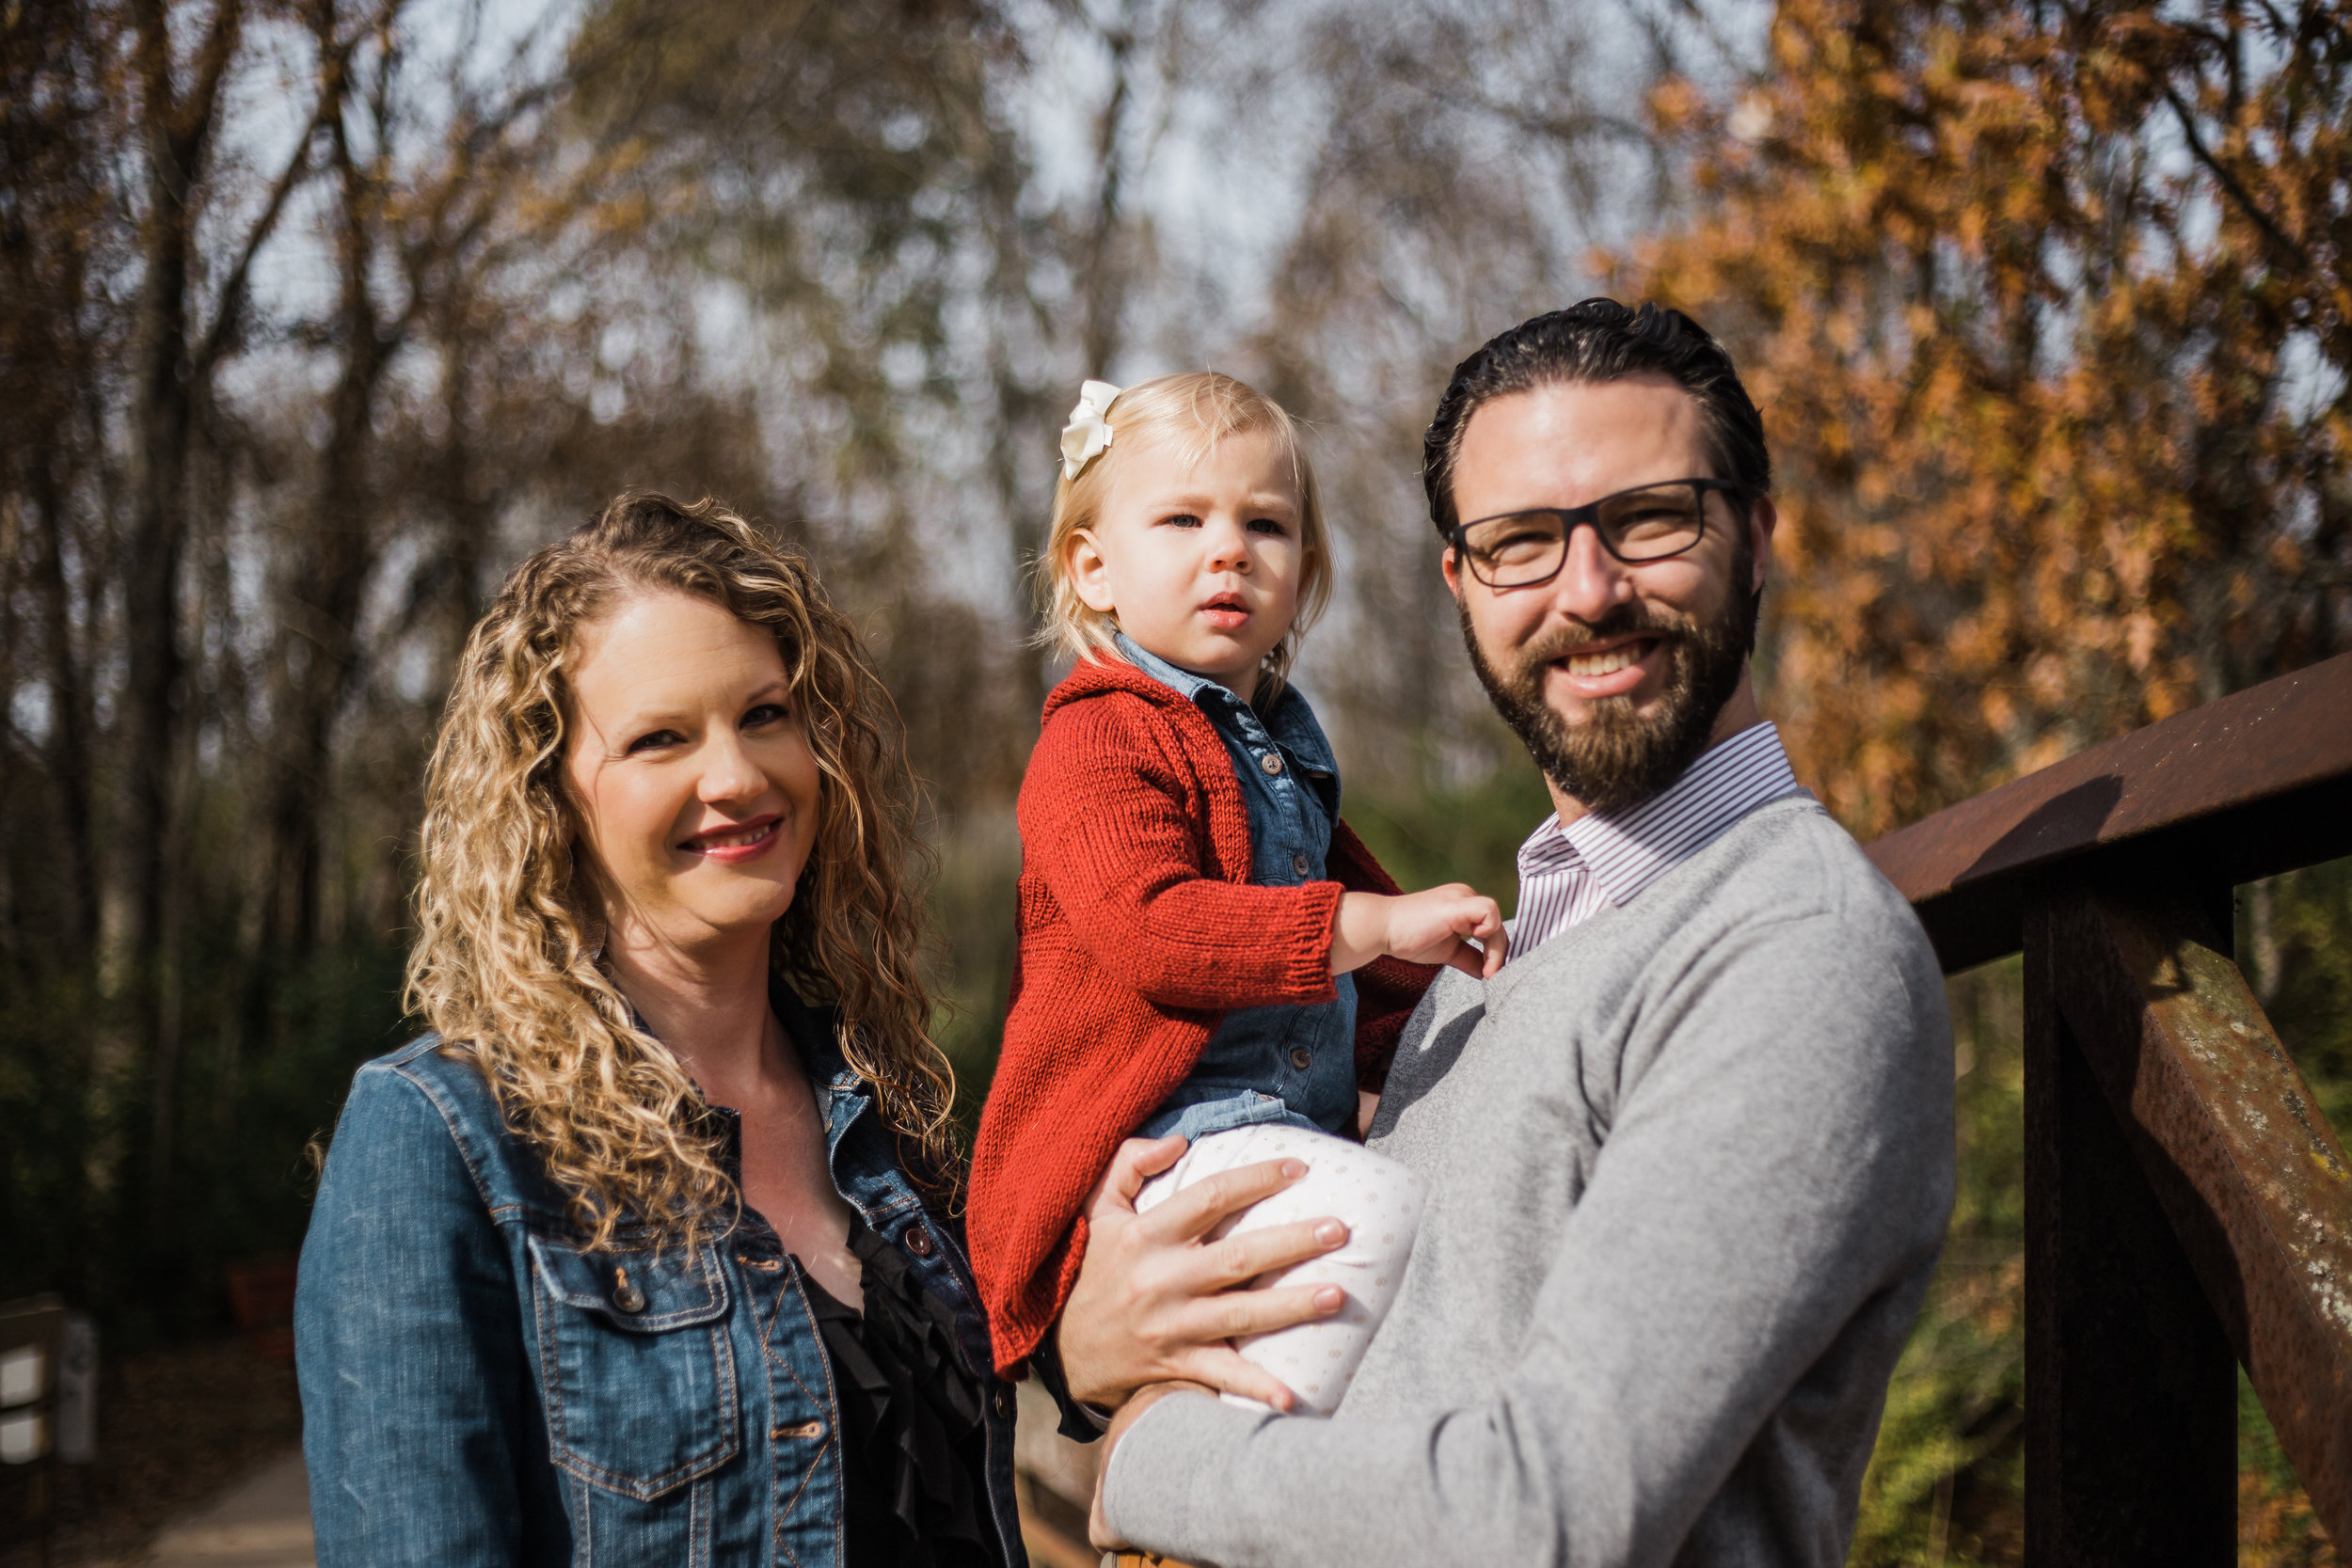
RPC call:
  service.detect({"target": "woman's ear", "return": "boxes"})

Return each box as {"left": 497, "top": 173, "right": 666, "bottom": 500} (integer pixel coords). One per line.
{"left": 1067, "top": 529, "right": 1120, "bottom": 615}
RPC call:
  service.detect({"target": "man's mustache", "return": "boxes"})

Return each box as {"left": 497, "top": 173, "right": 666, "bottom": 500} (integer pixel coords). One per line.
{"left": 1511, "top": 603, "right": 1696, "bottom": 673}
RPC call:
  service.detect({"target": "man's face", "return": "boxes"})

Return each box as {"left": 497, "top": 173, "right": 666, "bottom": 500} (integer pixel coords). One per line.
{"left": 1441, "top": 373, "right": 1775, "bottom": 816}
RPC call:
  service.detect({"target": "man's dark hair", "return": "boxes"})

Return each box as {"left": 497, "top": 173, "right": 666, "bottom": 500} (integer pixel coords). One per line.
{"left": 1422, "top": 298, "right": 1771, "bottom": 537}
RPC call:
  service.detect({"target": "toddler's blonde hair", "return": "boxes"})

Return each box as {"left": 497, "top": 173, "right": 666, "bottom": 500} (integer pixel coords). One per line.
{"left": 1036, "top": 372, "right": 1333, "bottom": 699}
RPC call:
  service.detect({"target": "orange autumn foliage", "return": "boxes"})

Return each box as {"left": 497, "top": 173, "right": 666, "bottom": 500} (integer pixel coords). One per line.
{"left": 1606, "top": 0, "right": 2352, "bottom": 836}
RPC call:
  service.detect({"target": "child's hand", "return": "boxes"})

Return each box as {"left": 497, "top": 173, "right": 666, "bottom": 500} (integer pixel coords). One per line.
{"left": 1332, "top": 886, "right": 1508, "bottom": 980}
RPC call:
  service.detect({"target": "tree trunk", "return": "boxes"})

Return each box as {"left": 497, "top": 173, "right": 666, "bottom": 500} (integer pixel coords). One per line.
{"left": 124, "top": 0, "right": 244, "bottom": 1225}
{"left": 121, "top": 179, "right": 194, "bottom": 967}
{"left": 27, "top": 467, "right": 100, "bottom": 958}
{"left": 261, "top": 90, "right": 395, "bottom": 958}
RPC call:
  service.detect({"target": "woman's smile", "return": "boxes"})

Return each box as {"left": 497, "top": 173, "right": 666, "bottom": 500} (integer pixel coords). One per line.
{"left": 679, "top": 812, "right": 784, "bottom": 863}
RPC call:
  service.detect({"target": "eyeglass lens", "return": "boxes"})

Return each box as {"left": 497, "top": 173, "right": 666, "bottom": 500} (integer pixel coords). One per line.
{"left": 1459, "top": 482, "right": 1708, "bottom": 585}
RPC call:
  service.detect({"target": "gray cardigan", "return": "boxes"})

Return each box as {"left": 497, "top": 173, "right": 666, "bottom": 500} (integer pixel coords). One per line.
{"left": 1103, "top": 794, "right": 1956, "bottom": 1567}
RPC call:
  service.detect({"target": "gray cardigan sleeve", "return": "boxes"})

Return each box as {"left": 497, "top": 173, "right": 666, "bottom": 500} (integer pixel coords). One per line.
{"left": 1101, "top": 904, "right": 1956, "bottom": 1568}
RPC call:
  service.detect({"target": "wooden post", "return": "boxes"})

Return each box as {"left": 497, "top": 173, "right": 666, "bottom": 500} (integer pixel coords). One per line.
{"left": 2024, "top": 888, "right": 2236, "bottom": 1565}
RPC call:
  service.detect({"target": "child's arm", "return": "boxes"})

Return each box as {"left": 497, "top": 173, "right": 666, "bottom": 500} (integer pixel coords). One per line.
{"left": 1021, "top": 700, "right": 1348, "bottom": 1012}
{"left": 1331, "top": 885, "right": 1508, "bottom": 980}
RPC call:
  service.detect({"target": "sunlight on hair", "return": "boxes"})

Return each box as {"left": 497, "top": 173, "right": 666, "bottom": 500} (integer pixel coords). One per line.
{"left": 405, "top": 492, "right": 959, "bottom": 1251}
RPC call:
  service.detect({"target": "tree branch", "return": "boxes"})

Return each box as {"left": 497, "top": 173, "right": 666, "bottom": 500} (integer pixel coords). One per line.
{"left": 181, "top": 0, "right": 246, "bottom": 155}
{"left": 2163, "top": 82, "right": 2311, "bottom": 276}
{"left": 191, "top": 0, "right": 397, "bottom": 377}
{"left": 192, "top": 107, "right": 328, "bottom": 376}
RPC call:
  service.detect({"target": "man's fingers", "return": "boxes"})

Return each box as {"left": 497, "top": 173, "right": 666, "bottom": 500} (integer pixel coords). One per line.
{"left": 1138, "top": 1155, "right": 1306, "bottom": 1242}
{"left": 1175, "top": 1344, "right": 1308, "bottom": 1411}
{"left": 1184, "top": 1275, "right": 1347, "bottom": 1346}
{"left": 1095, "top": 1133, "right": 1188, "bottom": 1213}
{"left": 1189, "top": 1215, "right": 1348, "bottom": 1291}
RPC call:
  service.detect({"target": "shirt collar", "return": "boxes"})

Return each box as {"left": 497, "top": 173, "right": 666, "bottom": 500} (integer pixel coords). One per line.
{"left": 1109, "top": 633, "right": 1335, "bottom": 774}
{"left": 1114, "top": 632, "right": 1223, "bottom": 704}
{"left": 1518, "top": 721, "right": 1804, "bottom": 910}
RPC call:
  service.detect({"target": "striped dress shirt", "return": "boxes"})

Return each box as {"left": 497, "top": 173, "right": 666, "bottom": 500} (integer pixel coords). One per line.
{"left": 1509, "top": 721, "right": 1804, "bottom": 958}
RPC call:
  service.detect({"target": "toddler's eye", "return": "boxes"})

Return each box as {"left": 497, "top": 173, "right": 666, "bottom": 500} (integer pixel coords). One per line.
{"left": 1248, "top": 516, "right": 1291, "bottom": 537}
{"left": 1159, "top": 512, "right": 1202, "bottom": 529}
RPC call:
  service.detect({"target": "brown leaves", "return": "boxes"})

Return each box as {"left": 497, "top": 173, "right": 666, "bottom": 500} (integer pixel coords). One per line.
{"left": 1610, "top": 0, "right": 2352, "bottom": 835}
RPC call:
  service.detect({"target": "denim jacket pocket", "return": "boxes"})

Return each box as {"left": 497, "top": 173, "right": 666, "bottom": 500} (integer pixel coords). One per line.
{"left": 526, "top": 1231, "right": 740, "bottom": 1500}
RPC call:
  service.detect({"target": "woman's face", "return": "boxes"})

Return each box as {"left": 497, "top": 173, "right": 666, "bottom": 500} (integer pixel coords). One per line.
{"left": 563, "top": 590, "right": 822, "bottom": 957}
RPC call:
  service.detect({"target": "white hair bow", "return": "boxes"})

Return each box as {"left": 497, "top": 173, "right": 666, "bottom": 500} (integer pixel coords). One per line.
{"left": 1059, "top": 380, "right": 1121, "bottom": 480}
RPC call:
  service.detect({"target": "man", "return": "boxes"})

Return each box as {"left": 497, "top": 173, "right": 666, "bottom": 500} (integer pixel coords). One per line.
{"left": 1077, "top": 299, "right": 1955, "bottom": 1566}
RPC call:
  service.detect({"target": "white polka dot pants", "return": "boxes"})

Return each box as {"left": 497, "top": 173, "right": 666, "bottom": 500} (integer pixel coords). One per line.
{"left": 1135, "top": 1122, "right": 1423, "bottom": 1417}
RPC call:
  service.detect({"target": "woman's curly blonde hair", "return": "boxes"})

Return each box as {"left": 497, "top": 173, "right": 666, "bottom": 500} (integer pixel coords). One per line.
{"left": 405, "top": 491, "right": 957, "bottom": 1250}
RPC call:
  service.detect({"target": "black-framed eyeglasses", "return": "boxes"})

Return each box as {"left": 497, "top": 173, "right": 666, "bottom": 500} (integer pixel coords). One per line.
{"left": 1448, "top": 478, "right": 1742, "bottom": 588}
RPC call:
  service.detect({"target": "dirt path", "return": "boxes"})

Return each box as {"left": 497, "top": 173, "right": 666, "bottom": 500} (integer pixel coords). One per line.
{"left": 135, "top": 1450, "right": 311, "bottom": 1568}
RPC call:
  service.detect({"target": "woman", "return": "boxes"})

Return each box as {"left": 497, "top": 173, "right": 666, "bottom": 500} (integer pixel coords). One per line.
{"left": 295, "top": 492, "right": 1023, "bottom": 1568}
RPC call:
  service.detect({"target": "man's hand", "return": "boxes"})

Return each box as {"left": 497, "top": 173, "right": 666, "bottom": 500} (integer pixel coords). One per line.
{"left": 1332, "top": 885, "right": 1509, "bottom": 979}
{"left": 1056, "top": 1135, "right": 1350, "bottom": 1413}
{"left": 1088, "top": 1380, "right": 1208, "bottom": 1552}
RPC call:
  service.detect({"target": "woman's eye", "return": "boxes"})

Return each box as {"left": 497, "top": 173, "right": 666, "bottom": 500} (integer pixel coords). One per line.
{"left": 625, "top": 729, "right": 682, "bottom": 755}
{"left": 744, "top": 703, "right": 790, "bottom": 728}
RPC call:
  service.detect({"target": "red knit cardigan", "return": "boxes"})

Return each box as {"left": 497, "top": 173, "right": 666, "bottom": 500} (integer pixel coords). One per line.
{"left": 967, "top": 657, "right": 1437, "bottom": 1376}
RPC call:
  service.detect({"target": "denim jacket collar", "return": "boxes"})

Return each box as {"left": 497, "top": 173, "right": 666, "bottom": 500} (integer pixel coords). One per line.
{"left": 1111, "top": 632, "right": 1338, "bottom": 779}
{"left": 634, "top": 976, "right": 871, "bottom": 1180}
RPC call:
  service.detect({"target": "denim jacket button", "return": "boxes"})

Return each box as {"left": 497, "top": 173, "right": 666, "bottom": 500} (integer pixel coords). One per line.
{"left": 1259, "top": 752, "right": 1283, "bottom": 776}
{"left": 611, "top": 1268, "right": 646, "bottom": 1314}
{"left": 904, "top": 1224, "right": 935, "bottom": 1258}
{"left": 1289, "top": 1046, "right": 1312, "bottom": 1071}
{"left": 1292, "top": 852, "right": 1310, "bottom": 877}
{"left": 993, "top": 1387, "right": 1012, "bottom": 1420}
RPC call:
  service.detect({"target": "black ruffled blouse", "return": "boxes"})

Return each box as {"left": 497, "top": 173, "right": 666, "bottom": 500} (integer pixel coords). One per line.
{"left": 794, "top": 1217, "right": 1002, "bottom": 1568}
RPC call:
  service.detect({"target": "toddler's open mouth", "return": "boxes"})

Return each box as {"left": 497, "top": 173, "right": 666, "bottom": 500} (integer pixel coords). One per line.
{"left": 1200, "top": 591, "right": 1250, "bottom": 630}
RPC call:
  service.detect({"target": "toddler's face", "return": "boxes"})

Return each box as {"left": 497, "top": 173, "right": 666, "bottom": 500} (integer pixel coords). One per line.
{"left": 1069, "top": 425, "right": 1305, "bottom": 701}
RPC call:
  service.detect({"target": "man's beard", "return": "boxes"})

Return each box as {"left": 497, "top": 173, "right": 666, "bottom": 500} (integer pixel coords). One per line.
{"left": 1462, "top": 557, "right": 1756, "bottom": 816}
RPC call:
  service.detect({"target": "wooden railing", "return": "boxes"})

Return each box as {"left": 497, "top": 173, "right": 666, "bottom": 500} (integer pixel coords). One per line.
{"left": 1866, "top": 650, "right": 2352, "bottom": 1561}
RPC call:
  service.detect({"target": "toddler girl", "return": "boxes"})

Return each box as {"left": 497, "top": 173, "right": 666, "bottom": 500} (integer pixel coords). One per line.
{"left": 968, "top": 372, "right": 1506, "bottom": 1416}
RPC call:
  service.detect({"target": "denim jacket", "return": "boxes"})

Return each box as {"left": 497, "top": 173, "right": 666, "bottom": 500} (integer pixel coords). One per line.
{"left": 1111, "top": 634, "right": 1359, "bottom": 1141}
{"left": 294, "top": 988, "right": 1025, "bottom": 1568}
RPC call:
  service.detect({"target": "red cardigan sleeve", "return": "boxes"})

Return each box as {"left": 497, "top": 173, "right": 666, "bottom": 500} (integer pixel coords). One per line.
{"left": 1020, "top": 697, "right": 1343, "bottom": 1011}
